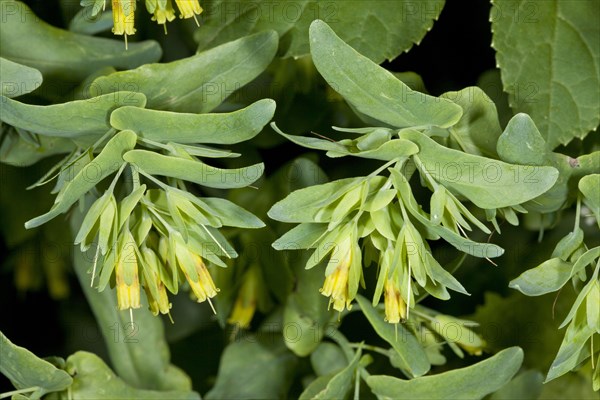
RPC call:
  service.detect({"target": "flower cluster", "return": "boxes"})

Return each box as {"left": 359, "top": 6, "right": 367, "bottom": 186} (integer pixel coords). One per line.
{"left": 76, "top": 181, "right": 241, "bottom": 318}
{"left": 108, "top": 0, "right": 203, "bottom": 43}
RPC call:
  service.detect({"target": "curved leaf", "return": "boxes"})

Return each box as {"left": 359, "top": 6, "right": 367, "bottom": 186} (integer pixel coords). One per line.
{"left": 110, "top": 99, "right": 276, "bottom": 144}
{"left": 63, "top": 352, "right": 199, "bottom": 399}
{"left": 205, "top": 338, "right": 296, "bottom": 399}
{"left": 356, "top": 295, "right": 430, "bottom": 378}
{"left": 1, "top": 93, "right": 146, "bottom": 145}
{"left": 124, "top": 150, "right": 264, "bottom": 189}
{"left": 401, "top": 129, "right": 559, "bottom": 209}
{"left": 0, "top": 331, "right": 72, "bottom": 398}
{"left": 0, "top": 128, "right": 75, "bottom": 166}
{"left": 93, "top": 31, "right": 278, "bottom": 113}
{"left": 366, "top": 347, "right": 524, "bottom": 400}
{"left": 509, "top": 258, "right": 572, "bottom": 296}
{"left": 272, "top": 123, "right": 419, "bottom": 161}
{"left": 309, "top": 20, "right": 462, "bottom": 129}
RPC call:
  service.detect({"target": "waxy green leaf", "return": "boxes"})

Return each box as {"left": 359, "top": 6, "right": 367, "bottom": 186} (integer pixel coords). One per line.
{"left": 1, "top": 93, "right": 146, "bottom": 146}
{"left": 356, "top": 295, "right": 430, "bottom": 378}
{"left": 509, "top": 258, "right": 573, "bottom": 296}
{"left": 497, "top": 114, "right": 579, "bottom": 213}
{"left": 401, "top": 129, "right": 559, "bottom": 209}
{"left": 206, "top": 338, "right": 296, "bottom": 399}
{"left": 309, "top": 20, "right": 462, "bottom": 129}
{"left": 110, "top": 99, "right": 276, "bottom": 144}
{"left": 0, "top": 57, "right": 42, "bottom": 98}
{"left": 93, "top": 31, "right": 278, "bottom": 113}
{"left": 271, "top": 123, "right": 419, "bottom": 161}
{"left": 299, "top": 347, "right": 361, "bottom": 400}
{"left": 0, "top": 331, "right": 72, "bottom": 398}
{"left": 579, "top": 174, "right": 600, "bottom": 224}
{"left": 124, "top": 150, "right": 264, "bottom": 189}
{"left": 269, "top": 177, "right": 361, "bottom": 223}
{"left": 441, "top": 86, "right": 502, "bottom": 157}
{"left": 367, "top": 347, "right": 523, "bottom": 400}
{"left": 63, "top": 352, "right": 199, "bottom": 399}
{"left": 0, "top": 128, "right": 75, "bottom": 166}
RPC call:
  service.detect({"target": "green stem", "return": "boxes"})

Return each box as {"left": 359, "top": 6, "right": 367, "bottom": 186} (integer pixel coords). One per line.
{"left": 139, "top": 170, "right": 171, "bottom": 191}
{"left": 368, "top": 158, "right": 402, "bottom": 179}
{"left": 92, "top": 128, "right": 116, "bottom": 151}
{"left": 108, "top": 163, "right": 127, "bottom": 193}
{"left": 138, "top": 137, "right": 173, "bottom": 152}
{"left": 412, "top": 154, "right": 439, "bottom": 190}
{"left": 574, "top": 196, "right": 582, "bottom": 232}
{"left": 347, "top": 343, "right": 389, "bottom": 357}
{"left": 0, "top": 387, "right": 39, "bottom": 399}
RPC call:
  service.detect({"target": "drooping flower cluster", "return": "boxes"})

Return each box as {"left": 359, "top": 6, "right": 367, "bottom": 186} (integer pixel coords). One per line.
{"left": 75, "top": 182, "right": 239, "bottom": 318}
{"left": 107, "top": 0, "right": 203, "bottom": 43}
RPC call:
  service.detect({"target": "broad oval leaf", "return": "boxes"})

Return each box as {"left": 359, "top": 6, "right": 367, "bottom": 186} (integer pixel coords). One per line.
{"left": 490, "top": 370, "right": 544, "bottom": 400}
{"left": 310, "top": 342, "right": 347, "bottom": 377}
{"left": 309, "top": 20, "right": 462, "bottom": 129}
{"left": 205, "top": 338, "right": 296, "bottom": 399}
{"left": 195, "top": 0, "right": 445, "bottom": 64}
{"left": 497, "top": 114, "right": 574, "bottom": 213}
{"left": 441, "top": 86, "right": 502, "bottom": 157}
{"left": 356, "top": 295, "right": 430, "bottom": 378}
{"left": 123, "top": 150, "right": 264, "bottom": 189}
{"left": 110, "top": 99, "right": 276, "bottom": 144}
{"left": 93, "top": 31, "right": 278, "bottom": 113}
{"left": 0, "top": 0, "right": 161, "bottom": 81}
{"left": 491, "top": 0, "right": 600, "bottom": 148}
{"left": 366, "top": 347, "right": 524, "bottom": 400}
{"left": 401, "top": 129, "right": 559, "bottom": 209}
{"left": 0, "top": 57, "right": 42, "bottom": 98}
{"left": 509, "top": 258, "right": 573, "bottom": 296}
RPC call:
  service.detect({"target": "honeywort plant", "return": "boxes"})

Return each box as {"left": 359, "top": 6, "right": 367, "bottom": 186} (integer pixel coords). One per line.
{"left": 0, "top": 0, "right": 598, "bottom": 398}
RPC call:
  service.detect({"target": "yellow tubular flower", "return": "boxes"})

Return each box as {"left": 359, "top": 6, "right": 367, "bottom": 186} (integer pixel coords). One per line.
{"left": 152, "top": 0, "right": 176, "bottom": 27}
{"left": 174, "top": 0, "right": 202, "bottom": 21}
{"left": 144, "top": 280, "right": 171, "bottom": 316}
{"left": 384, "top": 279, "right": 406, "bottom": 324}
{"left": 320, "top": 238, "right": 353, "bottom": 312}
{"left": 112, "top": 0, "right": 136, "bottom": 46}
{"left": 227, "top": 266, "right": 260, "bottom": 329}
{"left": 115, "top": 258, "right": 141, "bottom": 310}
{"left": 185, "top": 254, "right": 219, "bottom": 306}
